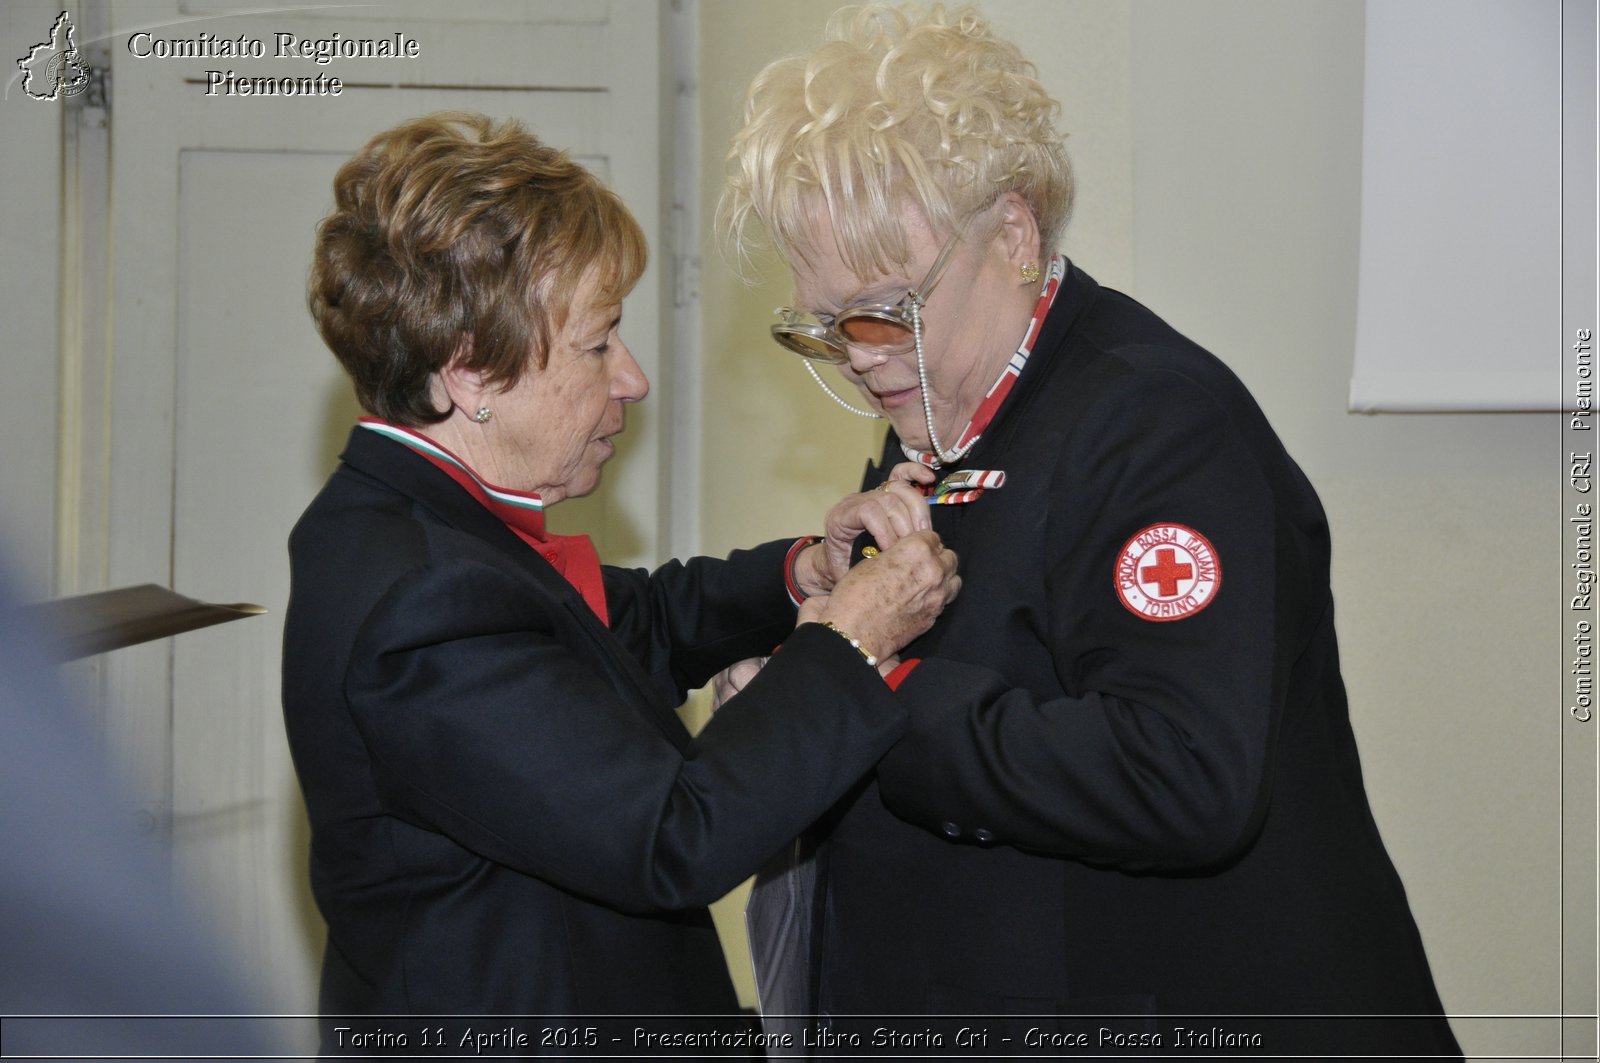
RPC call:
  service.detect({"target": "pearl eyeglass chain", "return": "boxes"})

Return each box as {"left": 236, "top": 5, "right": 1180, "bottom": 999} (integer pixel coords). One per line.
{"left": 907, "top": 296, "right": 961, "bottom": 466}
{"left": 801, "top": 361, "right": 883, "bottom": 419}
{"left": 794, "top": 285, "right": 963, "bottom": 466}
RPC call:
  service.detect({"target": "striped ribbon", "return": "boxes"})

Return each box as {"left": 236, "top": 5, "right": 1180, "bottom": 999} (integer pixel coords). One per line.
{"left": 923, "top": 468, "right": 1007, "bottom": 506}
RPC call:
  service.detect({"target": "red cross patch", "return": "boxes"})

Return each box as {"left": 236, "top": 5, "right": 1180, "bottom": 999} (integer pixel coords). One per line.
{"left": 1115, "top": 523, "right": 1222, "bottom": 622}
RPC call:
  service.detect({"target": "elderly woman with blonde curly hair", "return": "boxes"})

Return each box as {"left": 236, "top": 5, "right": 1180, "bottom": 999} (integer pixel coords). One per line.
{"left": 281, "top": 111, "right": 960, "bottom": 1034}
{"left": 723, "top": 4, "right": 1462, "bottom": 1053}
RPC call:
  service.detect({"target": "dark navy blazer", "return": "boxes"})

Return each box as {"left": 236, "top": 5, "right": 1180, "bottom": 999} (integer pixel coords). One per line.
{"left": 814, "top": 265, "right": 1462, "bottom": 1057}
{"left": 282, "top": 427, "right": 905, "bottom": 1021}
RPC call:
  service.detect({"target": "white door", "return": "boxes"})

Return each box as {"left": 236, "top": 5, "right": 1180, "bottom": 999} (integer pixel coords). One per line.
{"left": 91, "top": 0, "right": 675, "bottom": 1012}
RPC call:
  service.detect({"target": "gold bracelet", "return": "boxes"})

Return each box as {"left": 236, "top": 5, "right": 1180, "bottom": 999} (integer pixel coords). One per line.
{"left": 820, "top": 620, "right": 878, "bottom": 668}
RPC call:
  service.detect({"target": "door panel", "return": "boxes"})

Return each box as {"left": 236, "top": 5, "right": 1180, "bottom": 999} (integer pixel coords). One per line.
{"left": 102, "top": 0, "right": 669, "bottom": 1009}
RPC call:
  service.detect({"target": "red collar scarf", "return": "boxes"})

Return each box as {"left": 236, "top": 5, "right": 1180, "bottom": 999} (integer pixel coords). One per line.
{"left": 900, "top": 253, "right": 1066, "bottom": 470}
{"left": 358, "top": 418, "right": 609, "bottom": 626}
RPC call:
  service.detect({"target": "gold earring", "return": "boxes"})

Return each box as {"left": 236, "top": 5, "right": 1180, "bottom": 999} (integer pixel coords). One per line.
{"left": 473, "top": 406, "right": 493, "bottom": 423}
{"left": 1020, "top": 262, "right": 1041, "bottom": 285}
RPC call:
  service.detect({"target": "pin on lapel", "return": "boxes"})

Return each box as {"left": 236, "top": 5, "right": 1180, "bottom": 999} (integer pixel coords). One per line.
{"left": 924, "top": 468, "right": 1007, "bottom": 505}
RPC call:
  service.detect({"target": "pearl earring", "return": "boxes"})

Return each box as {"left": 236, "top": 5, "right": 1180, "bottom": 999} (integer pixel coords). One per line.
{"left": 473, "top": 406, "right": 493, "bottom": 424}
{"left": 1020, "top": 262, "right": 1041, "bottom": 285}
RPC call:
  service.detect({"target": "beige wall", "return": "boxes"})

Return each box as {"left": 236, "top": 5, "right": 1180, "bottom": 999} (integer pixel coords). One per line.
{"left": 1126, "top": 0, "right": 1555, "bottom": 1034}
{"left": 697, "top": 0, "right": 888, "bottom": 562}
{"left": 697, "top": 0, "right": 1558, "bottom": 1040}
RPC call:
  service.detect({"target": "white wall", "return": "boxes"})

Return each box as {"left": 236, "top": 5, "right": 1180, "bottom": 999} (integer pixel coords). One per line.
{"left": 0, "top": 1, "right": 64, "bottom": 601}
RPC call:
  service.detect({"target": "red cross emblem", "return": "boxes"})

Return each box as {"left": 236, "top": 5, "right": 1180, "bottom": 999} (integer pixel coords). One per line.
{"left": 1114, "top": 523, "right": 1222, "bottom": 622}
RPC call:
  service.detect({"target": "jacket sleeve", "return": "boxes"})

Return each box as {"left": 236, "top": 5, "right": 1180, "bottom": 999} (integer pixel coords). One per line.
{"left": 343, "top": 560, "right": 904, "bottom": 912}
{"left": 875, "top": 367, "right": 1311, "bottom": 871}
{"left": 602, "top": 538, "right": 801, "bottom": 703}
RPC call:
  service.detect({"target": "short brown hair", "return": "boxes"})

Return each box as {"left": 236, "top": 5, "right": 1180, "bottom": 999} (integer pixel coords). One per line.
{"left": 309, "top": 112, "right": 647, "bottom": 425}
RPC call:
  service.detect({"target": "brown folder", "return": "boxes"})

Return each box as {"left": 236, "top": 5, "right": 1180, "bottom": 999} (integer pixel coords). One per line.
{"left": 21, "top": 584, "right": 266, "bottom": 660}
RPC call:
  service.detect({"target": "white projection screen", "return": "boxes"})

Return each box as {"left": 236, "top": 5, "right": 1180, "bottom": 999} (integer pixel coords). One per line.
{"left": 1350, "top": 0, "right": 1564, "bottom": 412}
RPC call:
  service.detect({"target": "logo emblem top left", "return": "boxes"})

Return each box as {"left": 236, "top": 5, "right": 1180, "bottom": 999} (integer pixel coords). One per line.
{"left": 17, "top": 11, "right": 93, "bottom": 101}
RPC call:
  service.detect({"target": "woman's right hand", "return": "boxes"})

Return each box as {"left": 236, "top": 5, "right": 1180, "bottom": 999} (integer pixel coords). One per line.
{"left": 805, "top": 529, "right": 960, "bottom": 665}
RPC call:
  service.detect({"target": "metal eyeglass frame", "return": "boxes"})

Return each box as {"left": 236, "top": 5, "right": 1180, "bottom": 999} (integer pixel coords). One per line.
{"left": 770, "top": 222, "right": 967, "bottom": 365}
{"left": 770, "top": 217, "right": 975, "bottom": 460}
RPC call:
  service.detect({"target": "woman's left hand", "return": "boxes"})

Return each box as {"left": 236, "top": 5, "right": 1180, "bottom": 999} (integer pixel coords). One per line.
{"left": 794, "top": 463, "right": 938, "bottom": 596}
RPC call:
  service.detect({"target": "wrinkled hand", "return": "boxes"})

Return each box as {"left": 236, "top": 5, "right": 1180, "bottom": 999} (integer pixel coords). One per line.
{"left": 709, "top": 656, "right": 766, "bottom": 713}
{"left": 795, "top": 463, "right": 938, "bottom": 597}
{"left": 812, "top": 529, "right": 960, "bottom": 664}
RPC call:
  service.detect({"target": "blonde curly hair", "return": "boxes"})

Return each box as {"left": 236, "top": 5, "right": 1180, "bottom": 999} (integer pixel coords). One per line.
{"left": 719, "top": 2, "right": 1072, "bottom": 279}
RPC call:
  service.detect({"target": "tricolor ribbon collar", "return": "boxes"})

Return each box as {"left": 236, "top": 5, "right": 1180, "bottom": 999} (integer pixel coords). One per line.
{"left": 356, "top": 417, "right": 547, "bottom": 539}
{"left": 897, "top": 253, "right": 1065, "bottom": 504}
{"left": 899, "top": 253, "right": 1065, "bottom": 473}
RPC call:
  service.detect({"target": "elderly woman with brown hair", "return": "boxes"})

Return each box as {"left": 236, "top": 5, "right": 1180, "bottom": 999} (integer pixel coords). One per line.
{"left": 722, "top": 4, "right": 1462, "bottom": 1054}
{"left": 281, "top": 111, "right": 959, "bottom": 1029}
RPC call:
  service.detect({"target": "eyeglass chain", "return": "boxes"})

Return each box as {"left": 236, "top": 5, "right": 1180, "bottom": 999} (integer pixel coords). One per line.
{"left": 907, "top": 296, "right": 959, "bottom": 466}
{"left": 794, "top": 293, "right": 962, "bottom": 465}
{"left": 801, "top": 360, "right": 883, "bottom": 419}
{"left": 799, "top": 253, "right": 1063, "bottom": 470}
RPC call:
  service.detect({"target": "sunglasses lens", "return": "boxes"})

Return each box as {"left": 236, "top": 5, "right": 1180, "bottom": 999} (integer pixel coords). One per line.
{"left": 837, "top": 313, "right": 912, "bottom": 349}
{"left": 773, "top": 326, "right": 848, "bottom": 363}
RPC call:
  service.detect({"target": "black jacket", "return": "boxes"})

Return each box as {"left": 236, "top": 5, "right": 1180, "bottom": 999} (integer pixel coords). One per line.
{"left": 814, "top": 265, "right": 1461, "bottom": 1056}
{"left": 282, "top": 427, "right": 905, "bottom": 1020}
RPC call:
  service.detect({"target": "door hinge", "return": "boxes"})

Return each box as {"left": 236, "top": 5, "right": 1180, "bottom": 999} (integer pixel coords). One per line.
{"left": 67, "top": 45, "right": 111, "bottom": 117}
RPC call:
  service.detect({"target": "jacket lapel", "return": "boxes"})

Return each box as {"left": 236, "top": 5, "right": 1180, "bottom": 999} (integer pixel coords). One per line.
{"left": 335, "top": 427, "right": 693, "bottom": 747}
{"left": 869, "top": 263, "right": 1103, "bottom": 481}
